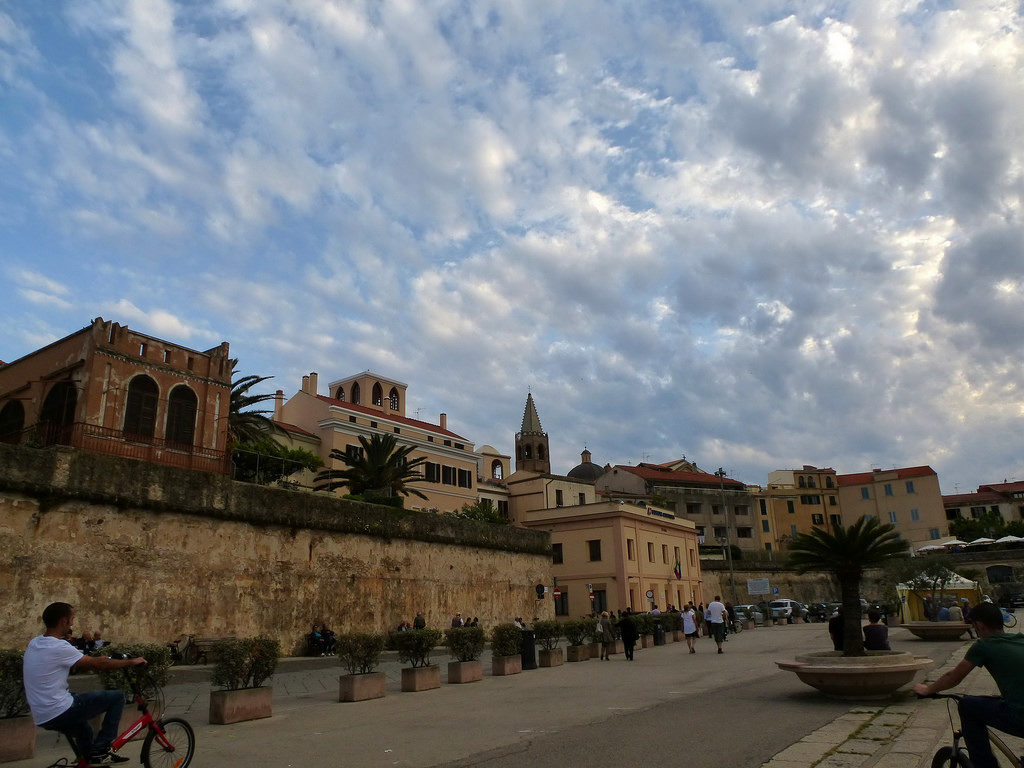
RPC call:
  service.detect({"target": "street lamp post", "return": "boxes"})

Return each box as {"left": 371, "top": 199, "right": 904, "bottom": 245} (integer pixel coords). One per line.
{"left": 715, "top": 468, "right": 739, "bottom": 606}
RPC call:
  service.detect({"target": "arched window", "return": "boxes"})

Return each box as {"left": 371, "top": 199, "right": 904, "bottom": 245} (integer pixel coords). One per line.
{"left": 825, "top": 476, "right": 834, "bottom": 488}
{"left": 388, "top": 387, "right": 399, "bottom": 411}
{"left": 808, "top": 477, "right": 816, "bottom": 488}
{"left": 40, "top": 381, "right": 77, "bottom": 444}
{"left": 123, "top": 375, "right": 159, "bottom": 439}
{"left": 372, "top": 383, "right": 383, "bottom": 406}
{"left": 166, "top": 385, "right": 197, "bottom": 446}
{"left": 798, "top": 477, "right": 806, "bottom": 488}
{"left": 0, "top": 400, "right": 25, "bottom": 443}
{"left": 351, "top": 383, "right": 360, "bottom": 404}
{"left": 335, "top": 387, "right": 345, "bottom": 401}
{"left": 524, "top": 445, "right": 532, "bottom": 459}
{"left": 491, "top": 460, "right": 503, "bottom": 480}
{"left": 537, "top": 444, "right": 545, "bottom": 460}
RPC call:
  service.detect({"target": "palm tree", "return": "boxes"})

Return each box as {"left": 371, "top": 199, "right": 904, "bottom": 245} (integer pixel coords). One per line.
{"left": 315, "top": 433, "right": 428, "bottom": 501}
{"left": 228, "top": 361, "right": 279, "bottom": 445}
{"left": 788, "top": 516, "right": 906, "bottom": 656}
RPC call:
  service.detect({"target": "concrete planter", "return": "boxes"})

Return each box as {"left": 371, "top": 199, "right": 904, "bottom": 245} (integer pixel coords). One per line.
{"left": 640, "top": 634, "right": 654, "bottom": 648}
{"left": 613, "top": 639, "right": 624, "bottom": 654}
{"left": 586, "top": 642, "right": 602, "bottom": 657}
{"left": 776, "top": 651, "right": 933, "bottom": 700}
{"left": 339, "top": 672, "right": 386, "bottom": 702}
{"left": 401, "top": 665, "right": 441, "bottom": 692}
{"left": 901, "top": 622, "right": 971, "bottom": 641}
{"left": 672, "top": 630, "right": 683, "bottom": 642}
{"left": 209, "top": 686, "right": 273, "bottom": 724}
{"left": 0, "top": 716, "right": 36, "bottom": 762}
{"left": 538, "top": 648, "right": 564, "bottom": 667}
{"left": 447, "top": 660, "right": 482, "bottom": 684}
{"left": 743, "top": 620, "right": 755, "bottom": 630}
{"left": 663, "top": 631, "right": 675, "bottom": 643}
{"left": 491, "top": 655, "right": 522, "bottom": 676}
{"left": 566, "top": 645, "right": 589, "bottom": 662}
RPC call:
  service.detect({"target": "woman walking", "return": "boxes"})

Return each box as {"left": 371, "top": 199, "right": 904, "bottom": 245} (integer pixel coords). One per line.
{"left": 682, "top": 603, "right": 699, "bottom": 654}
{"left": 599, "top": 611, "right": 615, "bottom": 660}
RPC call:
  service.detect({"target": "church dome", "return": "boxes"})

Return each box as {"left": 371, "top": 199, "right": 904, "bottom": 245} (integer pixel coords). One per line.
{"left": 567, "top": 448, "right": 604, "bottom": 482}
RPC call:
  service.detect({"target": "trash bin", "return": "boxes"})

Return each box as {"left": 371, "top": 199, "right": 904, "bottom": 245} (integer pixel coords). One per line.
{"left": 653, "top": 618, "right": 666, "bottom": 646}
{"left": 520, "top": 629, "right": 537, "bottom": 670}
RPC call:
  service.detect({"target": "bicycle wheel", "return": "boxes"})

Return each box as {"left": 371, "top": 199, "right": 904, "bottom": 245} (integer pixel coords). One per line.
{"left": 141, "top": 717, "right": 195, "bottom": 768}
{"left": 931, "top": 746, "right": 974, "bottom": 768}
{"left": 1004, "top": 613, "right": 1017, "bottom": 628}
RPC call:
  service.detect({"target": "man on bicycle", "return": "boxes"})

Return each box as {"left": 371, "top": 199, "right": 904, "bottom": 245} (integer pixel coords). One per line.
{"left": 914, "top": 601, "right": 1024, "bottom": 768}
{"left": 23, "top": 602, "right": 146, "bottom": 766}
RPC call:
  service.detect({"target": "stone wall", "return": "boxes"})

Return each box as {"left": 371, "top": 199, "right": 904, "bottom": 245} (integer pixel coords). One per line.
{"left": 0, "top": 444, "right": 552, "bottom": 653}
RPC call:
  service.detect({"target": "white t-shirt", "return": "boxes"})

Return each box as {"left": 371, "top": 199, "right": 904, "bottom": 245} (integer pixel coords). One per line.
{"left": 23, "top": 635, "right": 84, "bottom": 725}
{"left": 706, "top": 601, "right": 727, "bottom": 624}
{"left": 682, "top": 609, "right": 698, "bottom": 634}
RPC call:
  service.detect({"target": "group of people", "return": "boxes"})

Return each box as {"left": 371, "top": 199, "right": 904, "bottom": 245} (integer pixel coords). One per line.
{"left": 827, "top": 607, "right": 891, "bottom": 651}
{"left": 71, "top": 630, "right": 108, "bottom": 654}
{"left": 306, "top": 623, "right": 336, "bottom": 656}
{"left": 449, "top": 613, "right": 480, "bottom": 628}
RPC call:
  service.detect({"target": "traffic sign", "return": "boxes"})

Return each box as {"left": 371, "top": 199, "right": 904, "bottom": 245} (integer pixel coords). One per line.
{"left": 645, "top": 589, "right": 655, "bottom": 599}
{"left": 772, "top": 586, "right": 780, "bottom": 595}
{"left": 553, "top": 588, "right": 562, "bottom": 599}
{"left": 589, "top": 594, "right": 595, "bottom": 601}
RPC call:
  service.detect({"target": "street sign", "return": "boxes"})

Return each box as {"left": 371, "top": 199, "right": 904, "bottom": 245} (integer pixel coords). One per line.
{"left": 645, "top": 589, "right": 655, "bottom": 599}
{"left": 589, "top": 594, "right": 595, "bottom": 601}
{"left": 747, "top": 578, "right": 770, "bottom": 595}
{"left": 772, "top": 586, "right": 780, "bottom": 595}
{"left": 553, "top": 588, "right": 562, "bottom": 599}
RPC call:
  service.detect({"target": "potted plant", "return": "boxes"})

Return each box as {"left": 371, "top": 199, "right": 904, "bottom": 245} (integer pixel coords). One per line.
{"left": 633, "top": 614, "right": 655, "bottom": 648}
{"left": 96, "top": 643, "right": 173, "bottom": 738}
{"left": 777, "top": 517, "right": 934, "bottom": 699}
{"left": 336, "top": 632, "right": 386, "bottom": 701}
{"left": 532, "top": 620, "right": 564, "bottom": 667}
{"left": 663, "top": 611, "right": 682, "bottom": 642}
{"left": 489, "top": 623, "right": 523, "bottom": 676}
{"left": 209, "top": 635, "right": 279, "bottom": 724}
{"left": 0, "top": 650, "right": 33, "bottom": 763}
{"left": 392, "top": 629, "right": 442, "bottom": 692}
{"left": 563, "top": 619, "right": 590, "bottom": 662}
{"left": 445, "top": 626, "right": 485, "bottom": 683}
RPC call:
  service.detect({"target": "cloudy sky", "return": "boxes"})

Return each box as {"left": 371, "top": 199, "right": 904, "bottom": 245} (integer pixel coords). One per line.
{"left": 2, "top": 1, "right": 1022, "bottom": 493}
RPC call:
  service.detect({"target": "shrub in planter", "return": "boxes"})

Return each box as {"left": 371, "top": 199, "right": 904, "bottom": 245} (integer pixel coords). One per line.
{"left": 209, "top": 636, "right": 280, "bottom": 724}
{"left": 445, "top": 627, "right": 485, "bottom": 662}
{"left": 337, "top": 632, "right": 386, "bottom": 701}
{"left": 562, "top": 619, "right": 589, "bottom": 647}
{"left": 632, "top": 613, "right": 654, "bottom": 637}
{"left": 0, "top": 649, "right": 34, "bottom": 763}
{"left": 489, "top": 623, "right": 523, "bottom": 659}
{"left": 531, "top": 620, "right": 563, "bottom": 651}
{"left": 392, "top": 629, "right": 442, "bottom": 669}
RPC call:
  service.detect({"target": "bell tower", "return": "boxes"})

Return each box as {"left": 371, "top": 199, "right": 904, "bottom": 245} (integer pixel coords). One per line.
{"left": 515, "top": 392, "right": 550, "bottom": 474}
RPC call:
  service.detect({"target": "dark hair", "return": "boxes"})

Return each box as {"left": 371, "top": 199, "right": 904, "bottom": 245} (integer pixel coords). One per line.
{"left": 42, "top": 602, "right": 73, "bottom": 629}
{"left": 867, "top": 609, "right": 881, "bottom": 623}
{"left": 970, "top": 602, "right": 1003, "bottom": 631}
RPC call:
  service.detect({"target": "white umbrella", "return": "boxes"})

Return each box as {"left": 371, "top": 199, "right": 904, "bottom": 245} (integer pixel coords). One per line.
{"left": 995, "top": 535, "right": 1024, "bottom": 544}
{"left": 967, "top": 537, "right": 996, "bottom": 546}
{"left": 940, "top": 539, "right": 967, "bottom": 547}
{"left": 916, "top": 544, "right": 945, "bottom": 552}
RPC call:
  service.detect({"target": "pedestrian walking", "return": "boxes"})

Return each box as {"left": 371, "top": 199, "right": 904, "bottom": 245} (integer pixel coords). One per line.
{"left": 682, "top": 603, "right": 699, "bottom": 654}
{"left": 599, "top": 612, "right": 615, "bottom": 660}
{"left": 618, "top": 609, "right": 638, "bottom": 661}
{"left": 706, "top": 595, "right": 727, "bottom": 654}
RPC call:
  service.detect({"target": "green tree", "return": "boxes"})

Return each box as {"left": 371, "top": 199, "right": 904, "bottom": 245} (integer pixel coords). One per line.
{"left": 232, "top": 436, "right": 322, "bottom": 485}
{"left": 314, "top": 433, "right": 427, "bottom": 501}
{"left": 875, "top": 553, "right": 956, "bottom": 620}
{"left": 228, "top": 361, "right": 280, "bottom": 445}
{"left": 453, "top": 499, "right": 509, "bottom": 524}
{"left": 949, "top": 511, "right": 1004, "bottom": 542}
{"left": 788, "top": 516, "right": 906, "bottom": 656}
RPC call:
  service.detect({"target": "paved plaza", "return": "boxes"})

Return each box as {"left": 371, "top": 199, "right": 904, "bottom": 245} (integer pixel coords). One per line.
{"left": 13, "top": 622, "right": 1024, "bottom": 768}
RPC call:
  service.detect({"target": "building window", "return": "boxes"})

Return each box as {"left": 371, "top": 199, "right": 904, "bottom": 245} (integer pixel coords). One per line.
{"left": 552, "top": 543, "right": 563, "bottom": 564}
{"left": 674, "top": 546, "right": 680, "bottom": 563}
{"left": 588, "top": 539, "right": 602, "bottom": 561}
{"left": 712, "top": 505, "right": 723, "bottom": 515}
{"left": 905, "top": 480, "right": 915, "bottom": 494}
{"left": 394, "top": 427, "right": 400, "bottom": 434}
{"left": 661, "top": 544, "right": 668, "bottom": 563}
{"left": 688, "top": 549, "right": 696, "bottom": 566}
{"left": 737, "top": 527, "right": 752, "bottom": 538}
{"left": 0, "top": 400, "right": 26, "bottom": 443}
{"left": 696, "top": 526, "right": 706, "bottom": 538}
{"left": 911, "top": 508, "right": 920, "bottom": 521}
{"left": 713, "top": 526, "right": 726, "bottom": 538}
{"left": 812, "top": 514, "right": 824, "bottom": 525}
{"left": 787, "top": 500, "right": 795, "bottom": 514}
{"left": 424, "top": 462, "right": 440, "bottom": 483}
{"left": 945, "top": 508, "right": 960, "bottom": 520}
{"left": 734, "top": 505, "right": 749, "bottom": 516}
{"left": 762, "top": 519, "right": 770, "bottom": 533}
{"left": 370, "top": 421, "right": 377, "bottom": 429}
{"left": 554, "top": 590, "right": 569, "bottom": 616}
{"left": 336, "top": 387, "right": 345, "bottom": 401}
{"left": 829, "top": 496, "right": 837, "bottom": 506}
{"left": 491, "top": 460, "right": 503, "bottom": 480}
{"left": 578, "top": 493, "right": 586, "bottom": 505}
{"left": 790, "top": 524, "right": 798, "bottom": 536}
{"left": 123, "top": 375, "right": 159, "bottom": 439}
{"left": 825, "top": 476, "right": 834, "bottom": 488}
{"left": 647, "top": 542, "right": 654, "bottom": 562}
{"left": 970, "top": 506, "right": 986, "bottom": 518}
{"left": 163, "top": 349, "right": 171, "bottom": 363}
{"left": 538, "top": 444, "right": 545, "bottom": 460}
{"left": 807, "top": 476, "right": 816, "bottom": 488}
{"left": 138, "top": 343, "right": 147, "bottom": 357}
{"left": 444, "top": 439, "right": 452, "bottom": 447}
{"left": 759, "top": 499, "right": 767, "bottom": 514}
{"left": 889, "top": 510, "right": 897, "bottom": 523}
{"left": 457, "top": 469, "right": 473, "bottom": 488}
{"left": 497, "top": 500, "right": 509, "bottom": 518}
{"left": 884, "top": 484, "right": 893, "bottom": 496}
{"left": 592, "top": 590, "right": 607, "bottom": 613}
{"left": 929, "top": 528, "right": 941, "bottom": 540}
{"left": 829, "top": 514, "right": 842, "bottom": 527}
{"left": 555, "top": 489, "right": 564, "bottom": 507}
{"left": 351, "top": 383, "right": 360, "bottom": 404}
{"left": 861, "top": 487, "right": 870, "bottom": 500}
{"left": 686, "top": 502, "right": 701, "bottom": 514}
{"left": 388, "top": 387, "right": 399, "bottom": 411}
{"left": 800, "top": 495, "right": 821, "bottom": 505}
{"left": 345, "top": 443, "right": 365, "bottom": 462}
{"left": 798, "top": 477, "right": 806, "bottom": 488}
{"left": 165, "top": 385, "right": 197, "bottom": 446}
{"left": 427, "top": 436, "right": 433, "bottom": 442}
{"left": 372, "top": 383, "right": 383, "bottom": 406}
{"left": 627, "top": 539, "right": 635, "bottom": 561}
{"left": 441, "top": 465, "right": 456, "bottom": 485}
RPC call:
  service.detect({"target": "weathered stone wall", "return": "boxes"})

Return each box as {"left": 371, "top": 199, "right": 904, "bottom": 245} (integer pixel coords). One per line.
{"left": 0, "top": 444, "right": 552, "bottom": 653}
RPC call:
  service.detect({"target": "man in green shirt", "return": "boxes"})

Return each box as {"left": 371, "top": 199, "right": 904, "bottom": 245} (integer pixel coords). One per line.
{"left": 914, "top": 601, "right": 1024, "bottom": 768}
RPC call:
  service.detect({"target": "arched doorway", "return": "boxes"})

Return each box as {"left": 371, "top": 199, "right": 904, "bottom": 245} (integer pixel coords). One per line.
{"left": 123, "top": 375, "right": 159, "bottom": 439}
{"left": 0, "top": 400, "right": 25, "bottom": 443}
{"left": 39, "top": 381, "right": 78, "bottom": 445}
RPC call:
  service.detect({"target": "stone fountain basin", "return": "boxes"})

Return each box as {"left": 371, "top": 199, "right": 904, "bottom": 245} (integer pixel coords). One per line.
{"left": 900, "top": 622, "right": 971, "bottom": 641}
{"left": 776, "top": 650, "right": 933, "bottom": 700}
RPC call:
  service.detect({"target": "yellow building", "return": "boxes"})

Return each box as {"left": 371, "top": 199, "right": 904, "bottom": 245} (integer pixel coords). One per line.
{"left": 837, "top": 466, "right": 945, "bottom": 550}
{"left": 277, "top": 371, "right": 482, "bottom": 512}
{"left": 520, "top": 500, "right": 702, "bottom": 616}
{"left": 758, "top": 465, "right": 843, "bottom": 551}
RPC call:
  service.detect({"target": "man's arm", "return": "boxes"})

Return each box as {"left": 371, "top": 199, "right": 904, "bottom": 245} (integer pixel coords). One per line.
{"left": 913, "top": 659, "right": 975, "bottom": 697}
{"left": 73, "top": 655, "right": 147, "bottom": 672}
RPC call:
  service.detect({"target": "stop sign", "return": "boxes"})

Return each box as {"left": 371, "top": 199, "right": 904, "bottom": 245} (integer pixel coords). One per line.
{"left": 553, "top": 588, "right": 562, "bottom": 599}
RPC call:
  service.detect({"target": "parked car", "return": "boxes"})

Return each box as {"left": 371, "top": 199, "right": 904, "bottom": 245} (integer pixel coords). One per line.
{"left": 733, "top": 604, "right": 765, "bottom": 626}
{"left": 806, "top": 602, "right": 840, "bottom": 622}
{"left": 767, "top": 599, "right": 808, "bottom": 622}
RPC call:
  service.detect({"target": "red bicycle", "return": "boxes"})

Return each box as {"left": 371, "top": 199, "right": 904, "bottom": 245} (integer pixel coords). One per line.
{"left": 48, "top": 663, "right": 195, "bottom": 768}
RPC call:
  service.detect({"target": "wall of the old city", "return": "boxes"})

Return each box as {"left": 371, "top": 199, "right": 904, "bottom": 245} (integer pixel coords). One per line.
{"left": 0, "top": 444, "right": 552, "bottom": 653}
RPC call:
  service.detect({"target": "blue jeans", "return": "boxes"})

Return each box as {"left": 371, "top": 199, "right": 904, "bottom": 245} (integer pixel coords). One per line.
{"left": 41, "top": 690, "right": 125, "bottom": 758}
{"left": 958, "top": 695, "right": 1024, "bottom": 768}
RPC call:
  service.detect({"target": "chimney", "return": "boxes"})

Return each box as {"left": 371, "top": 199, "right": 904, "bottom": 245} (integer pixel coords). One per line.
{"left": 301, "top": 375, "right": 309, "bottom": 393}
{"left": 309, "top": 372, "right": 318, "bottom": 394}
{"left": 440, "top": 413, "right": 447, "bottom": 431}
{"left": 274, "top": 389, "right": 283, "bottom": 420}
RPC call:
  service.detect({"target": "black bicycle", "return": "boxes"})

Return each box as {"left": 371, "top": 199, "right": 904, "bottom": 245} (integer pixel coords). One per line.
{"left": 922, "top": 692, "right": 1022, "bottom": 768}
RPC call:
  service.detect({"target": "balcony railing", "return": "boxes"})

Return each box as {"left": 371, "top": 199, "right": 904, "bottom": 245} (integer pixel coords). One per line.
{"left": 3, "top": 421, "right": 230, "bottom": 475}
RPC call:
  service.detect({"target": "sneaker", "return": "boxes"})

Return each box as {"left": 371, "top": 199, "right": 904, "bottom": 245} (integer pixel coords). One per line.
{"left": 89, "top": 752, "right": 130, "bottom": 765}
{"left": 717, "top": 648, "right": 723, "bottom": 654}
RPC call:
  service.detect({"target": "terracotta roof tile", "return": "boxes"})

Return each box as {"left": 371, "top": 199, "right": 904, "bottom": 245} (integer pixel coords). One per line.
{"left": 314, "top": 394, "right": 468, "bottom": 440}
{"left": 837, "top": 465, "right": 936, "bottom": 486}
{"left": 273, "top": 420, "right": 318, "bottom": 438}
{"left": 613, "top": 464, "right": 744, "bottom": 489}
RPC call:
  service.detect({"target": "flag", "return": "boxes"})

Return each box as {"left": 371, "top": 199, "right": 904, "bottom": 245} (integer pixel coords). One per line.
{"left": 673, "top": 560, "right": 682, "bottom": 580}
